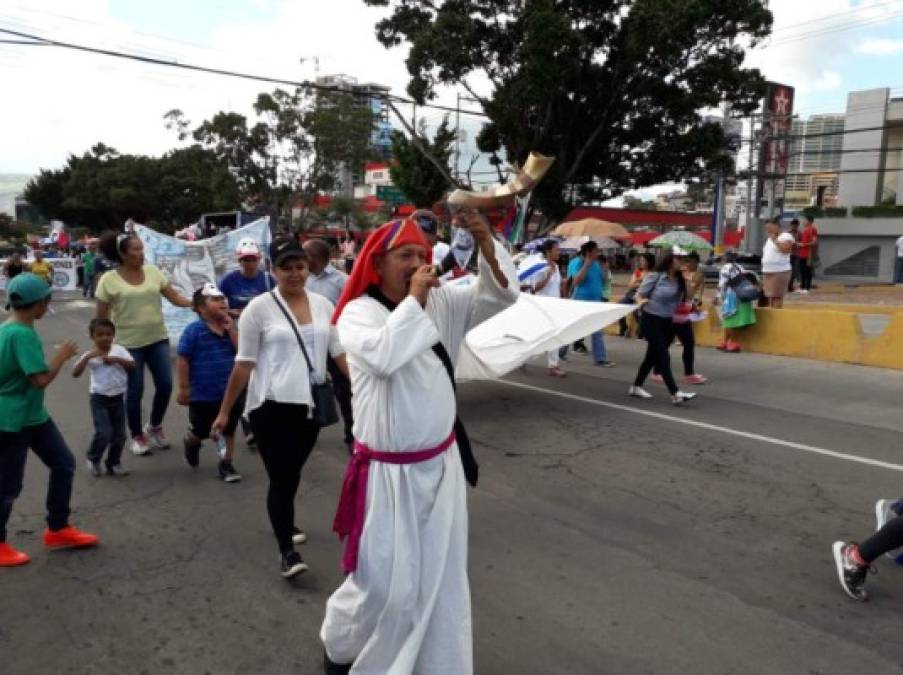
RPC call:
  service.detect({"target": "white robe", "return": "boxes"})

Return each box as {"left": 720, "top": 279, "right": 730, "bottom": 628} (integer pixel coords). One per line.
{"left": 321, "top": 240, "right": 518, "bottom": 675}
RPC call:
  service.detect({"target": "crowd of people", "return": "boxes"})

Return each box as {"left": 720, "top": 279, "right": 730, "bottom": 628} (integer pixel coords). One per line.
{"left": 2, "top": 200, "right": 901, "bottom": 675}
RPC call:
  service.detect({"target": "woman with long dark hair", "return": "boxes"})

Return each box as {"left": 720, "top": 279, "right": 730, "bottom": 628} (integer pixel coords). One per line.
{"left": 95, "top": 231, "right": 192, "bottom": 456}
{"left": 629, "top": 249, "right": 697, "bottom": 405}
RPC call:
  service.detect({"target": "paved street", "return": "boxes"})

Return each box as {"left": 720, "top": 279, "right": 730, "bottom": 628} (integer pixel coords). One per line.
{"left": 5, "top": 299, "right": 903, "bottom": 674}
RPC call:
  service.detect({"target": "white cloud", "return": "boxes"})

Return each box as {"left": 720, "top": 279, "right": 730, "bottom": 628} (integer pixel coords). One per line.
{"left": 811, "top": 70, "right": 842, "bottom": 92}
{"left": 855, "top": 38, "right": 903, "bottom": 55}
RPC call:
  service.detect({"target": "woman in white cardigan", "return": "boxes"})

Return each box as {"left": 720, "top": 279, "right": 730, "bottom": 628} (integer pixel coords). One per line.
{"left": 214, "top": 235, "right": 348, "bottom": 579}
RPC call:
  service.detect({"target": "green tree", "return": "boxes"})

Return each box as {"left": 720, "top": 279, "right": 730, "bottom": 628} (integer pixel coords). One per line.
{"left": 364, "top": 0, "right": 771, "bottom": 220}
{"left": 389, "top": 117, "right": 456, "bottom": 207}
{"left": 623, "top": 195, "right": 658, "bottom": 210}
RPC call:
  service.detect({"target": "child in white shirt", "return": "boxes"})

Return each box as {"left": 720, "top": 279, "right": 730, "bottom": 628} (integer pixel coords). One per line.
{"left": 72, "top": 318, "right": 134, "bottom": 476}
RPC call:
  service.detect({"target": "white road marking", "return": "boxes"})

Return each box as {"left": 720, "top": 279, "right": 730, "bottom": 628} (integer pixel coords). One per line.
{"left": 497, "top": 379, "right": 903, "bottom": 473}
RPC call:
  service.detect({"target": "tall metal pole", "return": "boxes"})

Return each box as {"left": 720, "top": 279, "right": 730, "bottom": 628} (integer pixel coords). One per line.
{"left": 454, "top": 92, "right": 461, "bottom": 183}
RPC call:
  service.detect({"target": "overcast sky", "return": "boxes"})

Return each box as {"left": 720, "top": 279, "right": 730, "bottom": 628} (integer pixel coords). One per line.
{"left": 2, "top": 0, "right": 903, "bottom": 196}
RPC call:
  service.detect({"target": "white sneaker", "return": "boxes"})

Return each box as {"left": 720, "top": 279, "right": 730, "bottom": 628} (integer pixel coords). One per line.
{"left": 144, "top": 424, "right": 170, "bottom": 449}
{"left": 671, "top": 391, "right": 697, "bottom": 405}
{"left": 131, "top": 435, "right": 152, "bottom": 456}
{"left": 628, "top": 386, "right": 653, "bottom": 399}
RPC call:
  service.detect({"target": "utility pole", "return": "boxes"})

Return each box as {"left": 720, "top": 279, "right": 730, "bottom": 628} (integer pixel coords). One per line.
{"left": 454, "top": 92, "right": 461, "bottom": 183}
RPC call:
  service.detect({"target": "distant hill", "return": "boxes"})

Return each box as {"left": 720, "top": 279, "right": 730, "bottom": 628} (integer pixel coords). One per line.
{"left": 0, "top": 173, "right": 32, "bottom": 195}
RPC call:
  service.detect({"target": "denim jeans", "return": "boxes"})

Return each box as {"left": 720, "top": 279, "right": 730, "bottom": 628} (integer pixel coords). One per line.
{"left": 560, "top": 298, "right": 608, "bottom": 363}
{"left": 0, "top": 419, "right": 75, "bottom": 541}
{"left": 88, "top": 393, "right": 126, "bottom": 466}
{"left": 126, "top": 339, "right": 173, "bottom": 438}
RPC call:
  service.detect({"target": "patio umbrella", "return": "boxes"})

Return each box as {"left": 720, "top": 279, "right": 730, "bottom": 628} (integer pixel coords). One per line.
{"left": 552, "top": 218, "right": 630, "bottom": 239}
{"left": 558, "top": 235, "right": 623, "bottom": 252}
{"left": 648, "top": 230, "right": 713, "bottom": 251}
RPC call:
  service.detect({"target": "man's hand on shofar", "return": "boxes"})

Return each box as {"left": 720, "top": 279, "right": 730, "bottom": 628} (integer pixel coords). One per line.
{"left": 409, "top": 265, "right": 441, "bottom": 307}
{"left": 457, "top": 210, "right": 494, "bottom": 247}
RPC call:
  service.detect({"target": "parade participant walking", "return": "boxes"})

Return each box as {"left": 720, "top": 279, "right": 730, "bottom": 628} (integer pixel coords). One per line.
{"left": 798, "top": 215, "right": 819, "bottom": 293}
{"left": 212, "top": 236, "right": 348, "bottom": 577}
{"left": 761, "top": 219, "right": 794, "bottom": 308}
{"left": 177, "top": 284, "right": 242, "bottom": 483}
{"left": 565, "top": 241, "right": 615, "bottom": 367}
{"left": 629, "top": 249, "right": 697, "bottom": 404}
{"left": 303, "top": 238, "right": 354, "bottom": 453}
{"left": 833, "top": 498, "right": 903, "bottom": 601}
{"left": 320, "top": 211, "right": 518, "bottom": 675}
{"left": 95, "top": 231, "right": 192, "bottom": 456}
{"left": 3, "top": 250, "right": 27, "bottom": 281}
{"left": 72, "top": 318, "right": 133, "bottom": 477}
{"left": 0, "top": 273, "right": 99, "bottom": 567}
{"left": 652, "top": 251, "right": 707, "bottom": 384}
{"left": 717, "top": 251, "right": 756, "bottom": 353}
{"left": 81, "top": 244, "right": 97, "bottom": 299}
{"left": 29, "top": 249, "right": 53, "bottom": 286}
{"left": 531, "top": 240, "right": 566, "bottom": 377}
{"left": 217, "top": 238, "right": 275, "bottom": 317}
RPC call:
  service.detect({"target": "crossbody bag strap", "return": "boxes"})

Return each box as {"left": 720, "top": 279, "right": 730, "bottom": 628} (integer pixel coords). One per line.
{"left": 269, "top": 290, "right": 315, "bottom": 376}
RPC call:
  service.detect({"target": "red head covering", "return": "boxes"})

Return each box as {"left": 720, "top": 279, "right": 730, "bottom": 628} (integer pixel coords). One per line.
{"left": 332, "top": 217, "right": 431, "bottom": 323}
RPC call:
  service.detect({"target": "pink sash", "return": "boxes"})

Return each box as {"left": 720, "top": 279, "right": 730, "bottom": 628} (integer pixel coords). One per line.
{"left": 333, "top": 430, "right": 456, "bottom": 574}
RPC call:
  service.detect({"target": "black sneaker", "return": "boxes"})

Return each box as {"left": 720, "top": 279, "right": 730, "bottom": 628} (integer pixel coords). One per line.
{"left": 86, "top": 460, "right": 102, "bottom": 477}
{"left": 573, "top": 343, "right": 588, "bottom": 354}
{"left": 184, "top": 439, "right": 200, "bottom": 468}
{"left": 324, "top": 651, "right": 352, "bottom": 675}
{"left": 280, "top": 550, "right": 308, "bottom": 578}
{"left": 218, "top": 460, "right": 242, "bottom": 483}
{"left": 105, "top": 463, "right": 130, "bottom": 477}
{"left": 292, "top": 526, "right": 308, "bottom": 545}
{"left": 832, "top": 541, "right": 870, "bottom": 601}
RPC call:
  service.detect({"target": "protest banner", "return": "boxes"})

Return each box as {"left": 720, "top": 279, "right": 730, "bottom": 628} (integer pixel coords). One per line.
{"left": 134, "top": 218, "right": 272, "bottom": 341}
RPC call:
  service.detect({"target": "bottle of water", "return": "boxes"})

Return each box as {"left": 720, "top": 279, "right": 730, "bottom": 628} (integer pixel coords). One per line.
{"left": 214, "top": 434, "right": 228, "bottom": 460}
{"left": 451, "top": 226, "right": 475, "bottom": 270}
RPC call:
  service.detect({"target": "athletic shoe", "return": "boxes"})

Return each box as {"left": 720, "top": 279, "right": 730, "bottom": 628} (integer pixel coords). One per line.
{"left": 548, "top": 366, "right": 566, "bottom": 378}
{"left": 650, "top": 373, "right": 664, "bottom": 383}
{"left": 280, "top": 550, "right": 308, "bottom": 578}
{"left": 144, "top": 424, "right": 170, "bottom": 450}
{"left": 832, "top": 541, "right": 870, "bottom": 601}
{"left": 43, "top": 525, "right": 99, "bottom": 549}
{"left": 86, "top": 460, "right": 102, "bottom": 477}
{"left": 184, "top": 439, "right": 200, "bottom": 468}
{"left": 875, "top": 500, "right": 902, "bottom": 560}
{"left": 292, "top": 527, "right": 308, "bottom": 545}
{"left": 218, "top": 460, "right": 242, "bottom": 483}
{"left": 324, "top": 651, "right": 352, "bottom": 675}
{"left": 105, "top": 463, "right": 130, "bottom": 477}
{"left": 130, "top": 435, "right": 152, "bottom": 456}
{"left": 596, "top": 360, "right": 616, "bottom": 368}
{"left": 685, "top": 374, "right": 708, "bottom": 385}
{"left": 573, "top": 343, "right": 588, "bottom": 354}
{"left": 671, "top": 391, "right": 697, "bottom": 405}
{"left": 0, "top": 542, "right": 30, "bottom": 567}
{"left": 628, "top": 386, "right": 653, "bottom": 399}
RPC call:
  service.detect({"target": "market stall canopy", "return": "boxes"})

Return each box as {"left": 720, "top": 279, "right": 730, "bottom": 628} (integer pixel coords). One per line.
{"left": 552, "top": 218, "right": 630, "bottom": 239}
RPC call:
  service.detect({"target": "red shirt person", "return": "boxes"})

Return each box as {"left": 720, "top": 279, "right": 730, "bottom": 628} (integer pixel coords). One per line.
{"left": 798, "top": 216, "right": 819, "bottom": 292}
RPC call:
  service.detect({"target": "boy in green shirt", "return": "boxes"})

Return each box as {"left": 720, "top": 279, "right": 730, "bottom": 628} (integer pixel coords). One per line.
{"left": 0, "top": 273, "right": 100, "bottom": 567}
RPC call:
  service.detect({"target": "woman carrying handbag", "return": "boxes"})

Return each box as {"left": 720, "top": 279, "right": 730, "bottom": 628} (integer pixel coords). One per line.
{"left": 213, "top": 236, "right": 349, "bottom": 579}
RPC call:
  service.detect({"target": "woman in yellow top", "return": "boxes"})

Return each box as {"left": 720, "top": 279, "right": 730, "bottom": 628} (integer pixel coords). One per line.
{"left": 28, "top": 249, "right": 53, "bottom": 286}
{"left": 95, "top": 232, "right": 191, "bottom": 456}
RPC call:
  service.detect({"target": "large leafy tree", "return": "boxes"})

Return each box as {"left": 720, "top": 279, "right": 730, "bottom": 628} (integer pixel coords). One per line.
{"left": 364, "top": 0, "right": 772, "bottom": 220}
{"left": 389, "top": 117, "right": 456, "bottom": 207}
{"left": 24, "top": 144, "right": 240, "bottom": 232}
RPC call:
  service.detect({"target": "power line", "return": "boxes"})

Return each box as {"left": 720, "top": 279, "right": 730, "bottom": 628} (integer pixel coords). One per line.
{"left": 0, "top": 26, "right": 490, "bottom": 119}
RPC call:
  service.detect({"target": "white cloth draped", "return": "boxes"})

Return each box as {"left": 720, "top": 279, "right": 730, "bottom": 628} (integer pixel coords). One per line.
{"left": 321, "top": 240, "right": 518, "bottom": 675}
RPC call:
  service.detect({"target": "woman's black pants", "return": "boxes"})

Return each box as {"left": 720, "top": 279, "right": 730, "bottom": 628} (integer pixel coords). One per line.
{"left": 249, "top": 401, "right": 321, "bottom": 554}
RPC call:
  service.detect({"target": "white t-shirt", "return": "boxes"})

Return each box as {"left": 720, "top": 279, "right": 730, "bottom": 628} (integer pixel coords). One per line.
{"left": 896, "top": 235, "right": 903, "bottom": 257}
{"left": 762, "top": 234, "right": 794, "bottom": 273}
{"left": 83, "top": 344, "right": 133, "bottom": 396}
{"left": 534, "top": 265, "right": 561, "bottom": 298}
{"left": 236, "top": 287, "right": 344, "bottom": 415}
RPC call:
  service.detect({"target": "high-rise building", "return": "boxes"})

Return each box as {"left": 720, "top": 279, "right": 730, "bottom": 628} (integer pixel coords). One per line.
{"left": 315, "top": 75, "right": 393, "bottom": 195}
{"left": 784, "top": 114, "right": 844, "bottom": 209}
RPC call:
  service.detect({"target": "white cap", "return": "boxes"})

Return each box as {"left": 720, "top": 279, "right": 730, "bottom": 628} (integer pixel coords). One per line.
{"left": 672, "top": 245, "right": 690, "bottom": 256}
{"left": 200, "top": 282, "right": 225, "bottom": 298}
{"left": 236, "top": 238, "right": 261, "bottom": 259}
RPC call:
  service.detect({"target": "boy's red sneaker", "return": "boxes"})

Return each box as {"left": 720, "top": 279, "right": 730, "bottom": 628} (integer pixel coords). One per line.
{"left": 0, "top": 542, "right": 30, "bottom": 566}
{"left": 43, "top": 525, "right": 99, "bottom": 549}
